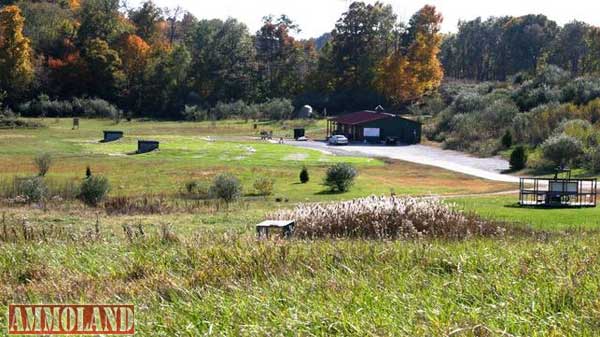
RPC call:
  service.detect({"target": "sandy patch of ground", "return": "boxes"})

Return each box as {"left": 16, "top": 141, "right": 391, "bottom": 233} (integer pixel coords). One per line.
{"left": 284, "top": 153, "right": 309, "bottom": 161}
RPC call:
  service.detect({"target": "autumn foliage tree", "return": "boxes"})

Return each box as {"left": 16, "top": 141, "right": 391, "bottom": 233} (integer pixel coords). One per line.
{"left": 0, "top": 5, "right": 34, "bottom": 102}
{"left": 117, "top": 33, "right": 150, "bottom": 112}
{"left": 375, "top": 5, "right": 443, "bottom": 105}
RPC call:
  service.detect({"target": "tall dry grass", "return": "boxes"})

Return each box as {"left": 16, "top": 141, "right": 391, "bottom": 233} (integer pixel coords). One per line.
{"left": 271, "top": 196, "right": 507, "bottom": 239}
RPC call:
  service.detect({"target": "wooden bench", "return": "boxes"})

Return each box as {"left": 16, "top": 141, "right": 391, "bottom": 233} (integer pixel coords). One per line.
{"left": 256, "top": 220, "right": 295, "bottom": 239}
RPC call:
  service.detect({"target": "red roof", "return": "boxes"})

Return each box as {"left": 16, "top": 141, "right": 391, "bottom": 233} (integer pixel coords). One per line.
{"left": 331, "top": 110, "right": 394, "bottom": 125}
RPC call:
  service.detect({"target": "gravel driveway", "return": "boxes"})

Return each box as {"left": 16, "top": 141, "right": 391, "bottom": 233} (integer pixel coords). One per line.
{"left": 286, "top": 141, "right": 520, "bottom": 183}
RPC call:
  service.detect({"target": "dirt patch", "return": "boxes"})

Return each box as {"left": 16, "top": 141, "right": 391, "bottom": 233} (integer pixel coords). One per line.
{"left": 284, "top": 153, "right": 308, "bottom": 161}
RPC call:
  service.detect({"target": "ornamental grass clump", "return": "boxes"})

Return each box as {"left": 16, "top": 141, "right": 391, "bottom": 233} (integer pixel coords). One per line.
{"left": 271, "top": 196, "right": 506, "bottom": 240}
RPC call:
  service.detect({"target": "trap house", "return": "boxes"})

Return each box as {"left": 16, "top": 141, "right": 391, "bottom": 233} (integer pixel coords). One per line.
{"left": 8, "top": 304, "right": 134, "bottom": 335}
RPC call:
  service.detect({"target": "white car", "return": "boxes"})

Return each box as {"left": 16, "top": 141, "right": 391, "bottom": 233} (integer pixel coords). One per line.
{"left": 296, "top": 136, "right": 308, "bottom": 141}
{"left": 328, "top": 135, "right": 349, "bottom": 145}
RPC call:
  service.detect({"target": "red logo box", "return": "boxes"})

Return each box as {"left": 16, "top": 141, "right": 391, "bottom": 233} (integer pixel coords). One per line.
{"left": 8, "top": 304, "right": 134, "bottom": 335}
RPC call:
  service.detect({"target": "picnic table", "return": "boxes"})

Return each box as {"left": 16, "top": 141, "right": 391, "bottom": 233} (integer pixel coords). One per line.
{"left": 256, "top": 220, "right": 295, "bottom": 239}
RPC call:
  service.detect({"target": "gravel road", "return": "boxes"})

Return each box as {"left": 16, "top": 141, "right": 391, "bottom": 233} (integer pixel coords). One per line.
{"left": 286, "top": 141, "right": 520, "bottom": 183}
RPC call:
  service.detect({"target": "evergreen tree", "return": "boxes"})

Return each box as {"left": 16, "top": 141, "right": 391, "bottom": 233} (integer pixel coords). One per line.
{"left": 510, "top": 146, "right": 527, "bottom": 171}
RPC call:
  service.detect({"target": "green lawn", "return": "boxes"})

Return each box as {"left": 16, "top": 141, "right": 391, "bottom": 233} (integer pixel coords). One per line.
{"left": 455, "top": 194, "right": 600, "bottom": 230}
{"left": 0, "top": 118, "right": 513, "bottom": 199}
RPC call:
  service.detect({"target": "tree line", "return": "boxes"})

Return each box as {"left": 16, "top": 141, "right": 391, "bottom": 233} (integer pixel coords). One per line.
{"left": 441, "top": 15, "right": 600, "bottom": 81}
{"left": 0, "top": 0, "right": 443, "bottom": 119}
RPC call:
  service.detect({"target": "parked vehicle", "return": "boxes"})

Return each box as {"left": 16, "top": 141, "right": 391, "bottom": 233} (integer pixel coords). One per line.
{"left": 385, "top": 137, "right": 398, "bottom": 145}
{"left": 296, "top": 136, "right": 308, "bottom": 141}
{"left": 328, "top": 135, "right": 349, "bottom": 145}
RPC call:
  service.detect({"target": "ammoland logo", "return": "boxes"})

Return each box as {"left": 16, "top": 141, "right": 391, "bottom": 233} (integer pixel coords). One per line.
{"left": 8, "top": 304, "right": 134, "bottom": 335}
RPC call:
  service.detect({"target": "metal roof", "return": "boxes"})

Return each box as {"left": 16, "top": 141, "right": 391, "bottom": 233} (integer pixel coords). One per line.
{"left": 331, "top": 110, "right": 395, "bottom": 125}
{"left": 331, "top": 110, "right": 420, "bottom": 126}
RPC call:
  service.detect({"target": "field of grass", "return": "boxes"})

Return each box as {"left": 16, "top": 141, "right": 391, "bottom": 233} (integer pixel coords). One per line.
{"left": 455, "top": 194, "right": 600, "bottom": 230}
{"left": 0, "top": 118, "right": 513, "bottom": 199}
{"left": 2, "top": 118, "right": 600, "bottom": 336}
{"left": 1, "top": 226, "right": 599, "bottom": 336}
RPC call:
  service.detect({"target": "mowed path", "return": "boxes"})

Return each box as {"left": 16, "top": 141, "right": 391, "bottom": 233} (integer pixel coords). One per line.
{"left": 285, "top": 141, "right": 520, "bottom": 183}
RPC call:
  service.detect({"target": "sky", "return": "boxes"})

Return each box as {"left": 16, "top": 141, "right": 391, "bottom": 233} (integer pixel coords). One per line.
{"left": 136, "top": 0, "right": 600, "bottom": 39}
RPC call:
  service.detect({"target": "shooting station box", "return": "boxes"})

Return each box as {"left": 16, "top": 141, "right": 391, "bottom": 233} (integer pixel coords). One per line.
{"left": 294, "top": 128, "right": 305, "bottom": 140}
{"left": 103, "top": 130, "right": 123, "bottom": 142}
{"left": 138, "top": 140, "right": 159, "bottom": 153}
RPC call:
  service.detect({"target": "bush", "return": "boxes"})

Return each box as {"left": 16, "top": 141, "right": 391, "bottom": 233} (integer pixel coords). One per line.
{"left": 452, "top": 92, "right": 485, "bottom": 113}
{"left": 299, "top": 166, "right": 309, "bottom": 184}
{"left": 323, "top": 163, "right": 357, "bottom": 192}
{"left": 560, "top": 77, "right": 600, "bottom": 105}
{"left": 0, "top": 107, "right": 45, "bottom": 129}
{"left": 183, "top": 180, "right": 210, "bottom": 199}
{"left": 509, "top": 146, "right": 527, "bottom": 171}
{"left": 17, "top": 96, "right": 124, "bottom": 120}
{"left": 33, "top": 153, "right": 52, "bottom": 177}
{"left": 209, "top": 174, "right": 242, "bottom": 203}
{"left": 259, "top": 98, "right": 294, "bottom": 120}
{"left": 253, "top": 177, "right": 274, "bottom": 196}
{"left": 211, "top": 100, "right": 258, "bottom": 120}
{"left": 182, "top": 105, "right": 208, "bottom": 121}
{"left": 72, "top": 97, "right": 123, "bottom": 119}
{"left": 585, "top": 148, "right": 600, "bottom": 173}
{"left": 556, "top": 119, "right": 593, "bottom": 145}
{"left": 79, "top": 175, "right": 110, "bottom": 206}
{"left": 501, "top": 130, "right": 513, "bottom": 149}
{"left": 541, "top": 133, "right": 584, "bottom": 166}
{"left": 16, "top": 177, "right": 47, "bottom": 203}
{"left": 17, "top": 94, "right": 73, "bottom": 117}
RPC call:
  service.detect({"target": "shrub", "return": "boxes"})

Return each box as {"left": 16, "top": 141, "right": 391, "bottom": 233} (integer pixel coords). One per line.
{"left": 33, "top": 153, "right": 52, "bottom": 176}
{"left": 211, "top": 100, "right": 258, "bottom": 120}
{"left": 501, "top": 130, "right": 513, "bottom": 149}
{"left": 184, "top": 180, "right": 198, "bottom": 194}
{"left": 541, "top": 133, "right": 584, "bottom": 166}
{"left": 17, "top": 94, "right": 73, "bottom": 117}
{"left": 17, "top": 96, "right": 124, "bottom": 120}
{"left": 79, "top": 175, "right": 110, "bottom": 206}
{"left": 299, "top": 166, "right": 309, "bottom": 184}
{"left": 182, "top": 105, "right": 208, "bottom": 121}
{"left": 584, "top": 148, "right": 600, "bottom": 173}
{"left": 209, "top": 174, "right": 242, "bottom": 203}
{"left": 560, "top": 77, "right": 600, "bottom": 105}
{"left": 72, "top": 97, "right": 123, "bottom": 119}
{"left": 556, "top": 119, "right": 593, "bottom": 145}
{"left": 452, "top": 91, "right": 485, "bottom": 113}
{"left": 0, "top": 107, "right": 45, "bottom": 129}
{"left": 16, "top": 177, "right": 47, "bottom": 203}
{"left": 183, "top": 180, "right": 210, "bottom": 199}
{"left": 323, "top": 163, "right": 357, "bottom": 192}
{"left": 270, "top": 196, "right": 507, "bottom": 239}
{"left": 509, "top": 146, "right": 528, "bottom": 171}
{"left": 253, "top": 177, "right": 274, "bottom": 196}
{"left": 259, "top": 98, "right": 294, "bottom": 120}
{"left": 511, "top": 113, "right": 532, "bottom": 144}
